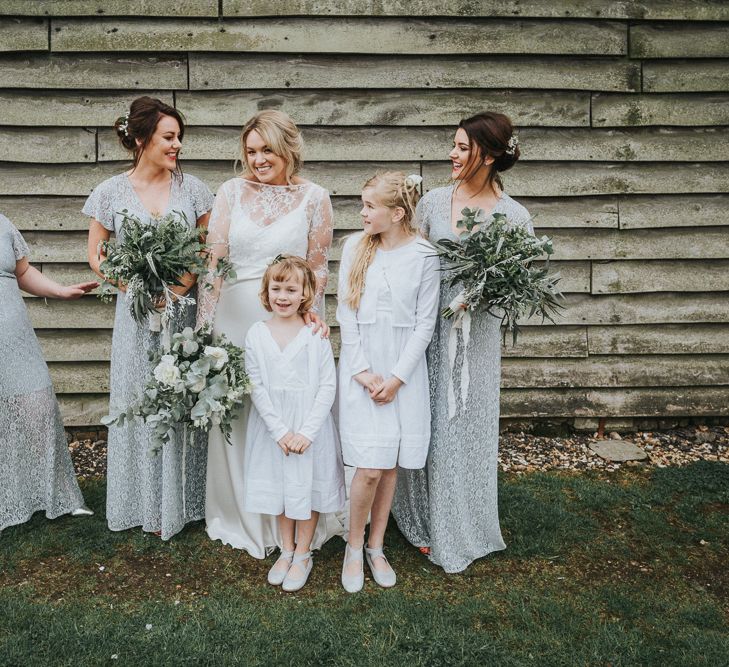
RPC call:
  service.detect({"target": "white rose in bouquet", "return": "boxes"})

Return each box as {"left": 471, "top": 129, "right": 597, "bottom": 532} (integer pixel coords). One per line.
{"left": 105, "top": 324, "right": 251, "bottom": 453}
{"left": 204, "top": 346, "right": 229, "bottom": 371}
{"left": 153, "top": 355, "right": 181, "bottom": 387}
{"left": 182, "top": 339, "right": 199, "bottom": 357}
{"left": 185, "top": 371, "right": 207, "bottom": 393}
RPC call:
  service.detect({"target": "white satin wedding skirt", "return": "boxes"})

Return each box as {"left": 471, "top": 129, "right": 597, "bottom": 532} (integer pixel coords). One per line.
{"left": 205, "top": 278, "right": 345, "bottom": 557}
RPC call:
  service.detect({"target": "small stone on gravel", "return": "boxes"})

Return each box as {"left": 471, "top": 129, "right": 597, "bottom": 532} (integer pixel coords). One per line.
{"left": 589, "top": 441, "right": 648, "bottom": 462}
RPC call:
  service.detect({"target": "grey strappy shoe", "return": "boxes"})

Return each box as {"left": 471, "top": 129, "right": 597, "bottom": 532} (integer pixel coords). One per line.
{"left": 282, "top": 551, "right": 313, "bottom": 592}
{"left": 267, "top": 549, "right": 294, "bottom": 586}
{"left": 341, "top": 543, "right": 364, "bottom": 593}
{"left": 365, "top": 545, "right": 396, "bottom": 588}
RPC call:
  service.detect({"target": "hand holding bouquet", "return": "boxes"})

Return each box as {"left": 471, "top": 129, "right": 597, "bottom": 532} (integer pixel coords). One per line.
{"left": 103, "top": 324, "right": 251, "bottom": 453}
{"left": 97, "top": 210, "right": 235, "bottom": 327}
{"left": 432, "top": 207, "right": 563, "bottom": 344}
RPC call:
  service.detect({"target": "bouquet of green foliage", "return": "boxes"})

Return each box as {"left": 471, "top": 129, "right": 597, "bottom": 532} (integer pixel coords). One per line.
{"left": 432, "top": 207, "right": 563, "bottom": 344}
{"left": 97, "top": 209, "right": 234, "bottom": 326}
{"left": 103, "top": 324, "right": 251, "bottom": 453}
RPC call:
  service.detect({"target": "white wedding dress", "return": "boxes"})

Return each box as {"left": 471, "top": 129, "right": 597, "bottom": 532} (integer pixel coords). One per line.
{"left": 197, "top": 176, "right": 343, "bottom": 557}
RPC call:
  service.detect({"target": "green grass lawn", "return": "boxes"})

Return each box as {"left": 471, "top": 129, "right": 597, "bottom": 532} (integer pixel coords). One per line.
{"left": 1, "top": 462, "right": 728, "bottom": 667}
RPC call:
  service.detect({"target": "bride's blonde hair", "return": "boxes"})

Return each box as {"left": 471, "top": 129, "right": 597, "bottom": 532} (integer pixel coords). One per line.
{"left": 345, "top": 172, "right": 421, "bottom": 310}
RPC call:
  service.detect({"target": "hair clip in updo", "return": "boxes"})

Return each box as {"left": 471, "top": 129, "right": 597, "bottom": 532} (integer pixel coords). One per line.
{"left": 505, "top": 135, "right": 519, "bottom": 155}
{"left": 267, "top": 253, "right": 286, "bottom": 267}
{"left": 118, "top": 111, "right": 130, "bottom": 137}
{"left": 404, "top": 174, "right": 423, "bottom": 189}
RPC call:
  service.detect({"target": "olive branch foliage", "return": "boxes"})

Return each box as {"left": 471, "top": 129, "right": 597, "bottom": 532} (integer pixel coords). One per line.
{"left": 432, "top": 208, "right": 564, "bottom": 345}
{"left": 97, "top": 209, "right": 235, "bottom": 324}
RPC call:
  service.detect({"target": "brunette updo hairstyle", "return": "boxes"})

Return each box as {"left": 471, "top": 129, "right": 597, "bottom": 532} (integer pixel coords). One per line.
{"left": 458, "top": 111, "right": 519, "bottom": 192}
{"left": 114, "top": 96, "right": 185, "bottom": 178}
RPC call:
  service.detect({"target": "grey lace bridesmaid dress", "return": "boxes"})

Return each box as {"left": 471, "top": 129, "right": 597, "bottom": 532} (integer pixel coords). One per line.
{"left": 391, "top": 184, "right": 533, "bottom": 573}
{"left": 0, "top": 214, "right": 86, "bottom": 532}
{"left": 82, "top": 173, "right": 214, "bottom": 540}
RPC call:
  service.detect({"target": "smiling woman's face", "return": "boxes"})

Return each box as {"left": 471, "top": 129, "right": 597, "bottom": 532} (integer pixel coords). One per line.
{"left": 448, "top": 128, "right": 475, "bottom": 180}
{"left": 137, "top": 114, "right": 181, "bottom": 171}
{"left": 245, "top": 129, "right": 288, "bottom": 185}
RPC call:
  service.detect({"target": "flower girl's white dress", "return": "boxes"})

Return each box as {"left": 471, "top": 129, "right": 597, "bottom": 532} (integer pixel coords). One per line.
{"left": 243, "top": 322, "right": 344, "bottom": 521}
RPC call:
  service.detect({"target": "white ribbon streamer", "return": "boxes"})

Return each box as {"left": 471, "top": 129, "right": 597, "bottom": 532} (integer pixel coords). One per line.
{"left": 148, "top": 311, "right": 162, "bottom": 332}
{"left": 181, "top": 424, "right": 187, "bottom": 519}
{"left": 446, "top": 292, "right": 472, "bottom": 419}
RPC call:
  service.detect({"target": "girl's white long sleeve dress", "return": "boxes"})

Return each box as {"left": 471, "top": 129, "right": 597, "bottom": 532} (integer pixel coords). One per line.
{"left": 336, "top": 233, "right": 440, "bottom": 470}
{"left": 243, "top": 321, "right": 345, "bottom": 521}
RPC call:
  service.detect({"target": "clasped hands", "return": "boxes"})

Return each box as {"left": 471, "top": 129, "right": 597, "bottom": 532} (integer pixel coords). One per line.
{"left": 277, "top": 432, "right": 312, "bottom": 457}
{"left": 353, "top": 371, "right": 403, "bottom": 405}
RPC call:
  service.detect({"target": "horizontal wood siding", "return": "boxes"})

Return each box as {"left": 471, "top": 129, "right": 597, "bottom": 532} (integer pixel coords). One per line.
{"left": 2, "top": 5, "right": 726, "bottom": 424}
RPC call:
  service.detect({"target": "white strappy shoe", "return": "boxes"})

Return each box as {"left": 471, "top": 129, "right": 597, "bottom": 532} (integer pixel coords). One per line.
{"left": 341, "top": 543, "right": 364, "bottom": 593}
{"left": 282, "top": 551, "right": 313, "bottom": 592}
{"left": 267, "top": 549, "right": 294, "bottom": 586}
{"left": 365, "top": 545, "right": 397, "bottom": 588}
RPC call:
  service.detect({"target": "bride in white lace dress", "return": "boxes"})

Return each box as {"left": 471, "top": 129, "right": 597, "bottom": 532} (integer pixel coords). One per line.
{"left": 197, "top": 111, "right": 342, "bottom": 557}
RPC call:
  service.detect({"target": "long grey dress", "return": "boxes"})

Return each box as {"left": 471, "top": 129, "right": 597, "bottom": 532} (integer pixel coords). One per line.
{"left": 83, "top": 173, "right": 214, "bottom": 540}
{"left": 391, "top": 185, "right": 532, "bottom": 573}
{"left": 0, "top": 214, "right": 86, "bottom": 532}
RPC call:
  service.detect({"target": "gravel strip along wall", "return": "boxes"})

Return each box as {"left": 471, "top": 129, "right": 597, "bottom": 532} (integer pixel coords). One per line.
{"left": 2, "top": 2, "right": 728, "bottom": 426}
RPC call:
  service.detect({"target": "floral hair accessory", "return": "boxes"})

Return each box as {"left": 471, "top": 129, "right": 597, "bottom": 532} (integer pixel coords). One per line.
{"left": 267, "top": 253, "right": 286, "bottom": 266}
{"left": 404, "top": 173, "right": 423, "bottom": 189}
{"left": 505, "top": 135, "right": 519, "bottom": 155}
{"left": 118, "top": 112, "right": 130, "bottom": 137}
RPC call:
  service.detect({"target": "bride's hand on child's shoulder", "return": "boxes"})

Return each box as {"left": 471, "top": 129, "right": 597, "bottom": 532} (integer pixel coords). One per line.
{"left": 303, "top": 310, "right": 330, "bottom": 338}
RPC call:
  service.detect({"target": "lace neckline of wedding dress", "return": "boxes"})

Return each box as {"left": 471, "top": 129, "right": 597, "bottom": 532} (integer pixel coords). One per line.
{"left": 240, "top": 176, "right": 312, "bottom": 190}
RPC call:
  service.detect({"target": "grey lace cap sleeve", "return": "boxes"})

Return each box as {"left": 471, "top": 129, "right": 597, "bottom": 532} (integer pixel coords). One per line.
{"left": 185, "top": 174, "right": 215, "bottom": 219}
{"left": 2, "top": 215, "right": 30, "bottom": 260}
{"left": 81, "top": 179, "right": 116, "bottom": 231}
{"left": 418, "top": 188, "right": 442, "bottom": 239}
{"left": 502, "top": 194, "right": 534, "bottom": 234}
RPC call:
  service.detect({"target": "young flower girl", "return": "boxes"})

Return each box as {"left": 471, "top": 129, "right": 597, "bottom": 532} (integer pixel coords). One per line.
{"left": 337, "top": 172, "right": 440, "bottom": 592}
{"left": 243, "top": 255, "right": 344, "bottom": 592}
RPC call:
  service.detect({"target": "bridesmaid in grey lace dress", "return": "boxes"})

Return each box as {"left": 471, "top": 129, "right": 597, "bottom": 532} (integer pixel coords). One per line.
{"left": 392, "top": 112, "right": 533, "bottom": 573}
{"left": 1, "top": 214, "right": 97, "bottom": 533}
{"left": 85, "top": 97, "right": 214, "bottom": 540}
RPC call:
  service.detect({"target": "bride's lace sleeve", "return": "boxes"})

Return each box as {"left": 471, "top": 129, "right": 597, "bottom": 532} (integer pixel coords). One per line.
{"left": 305, "top": 186, "right": 334, "bottom": 314}
{"left": 196, "top": 181, "right": 233, "bottom": 330}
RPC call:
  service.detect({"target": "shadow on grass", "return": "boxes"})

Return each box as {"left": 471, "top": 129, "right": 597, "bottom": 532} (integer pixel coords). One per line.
{"left": 1, "top": 463, "right": 727, "bottom": 666}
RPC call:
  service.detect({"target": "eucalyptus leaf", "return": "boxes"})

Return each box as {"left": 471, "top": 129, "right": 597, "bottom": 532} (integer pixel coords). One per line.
{"left": 432, "top": 210, "right": 564, "bottom": 345}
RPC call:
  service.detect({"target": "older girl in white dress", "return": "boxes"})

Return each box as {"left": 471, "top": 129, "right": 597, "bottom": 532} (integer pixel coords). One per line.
{"left": 243, "top": 256, "right": 344, "bottom": 591}
{"left": 196, "top": 110, "right": 340, "bottom": 557}
{"left": 337, "top": 172, "right": 440, "bottom": 592}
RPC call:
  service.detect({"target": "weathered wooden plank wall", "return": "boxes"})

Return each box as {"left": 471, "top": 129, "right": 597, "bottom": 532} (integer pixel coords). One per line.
{"left": 1, "top": 1, "right": 727, "bottom": 426}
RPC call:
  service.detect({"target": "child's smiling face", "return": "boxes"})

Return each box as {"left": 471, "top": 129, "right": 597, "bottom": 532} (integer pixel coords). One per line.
{"left": 268, "top": 270, "right": 305, "bottom": 318}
